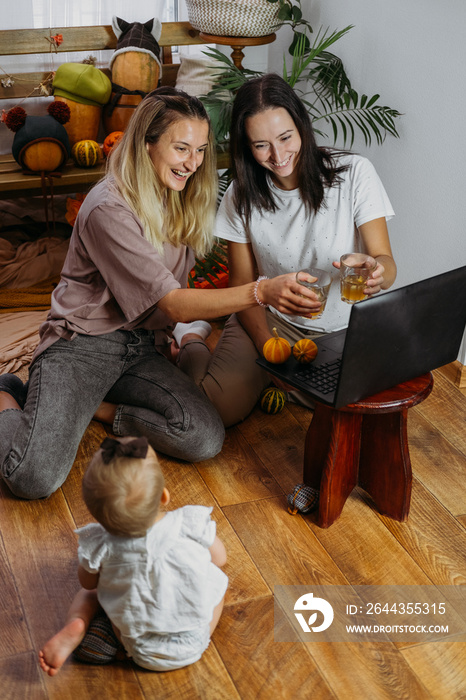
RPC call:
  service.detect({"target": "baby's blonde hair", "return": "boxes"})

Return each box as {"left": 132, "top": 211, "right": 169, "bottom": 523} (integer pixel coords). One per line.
{"left": 82, "top": 437, "right": 165, "bottom": 537}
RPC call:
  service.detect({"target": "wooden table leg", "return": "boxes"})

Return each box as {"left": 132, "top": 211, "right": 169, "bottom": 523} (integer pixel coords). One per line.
{"left": 358, "top": 409, "right": 412, "bottom": 521}
{"left": 303, "top": 404, "right": 362, "bottom": 528}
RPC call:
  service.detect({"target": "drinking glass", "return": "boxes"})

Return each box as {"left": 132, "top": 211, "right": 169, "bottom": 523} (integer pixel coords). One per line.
{"left": 340, "top": 253, "right": 376, "bottom": 304}
{"left": 295, "top": 268, "right": 332, "bottom": 319}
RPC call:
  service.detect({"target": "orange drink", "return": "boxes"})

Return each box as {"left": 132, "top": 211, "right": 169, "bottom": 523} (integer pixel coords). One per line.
{"left": 340, "top": 254, "right": 376, "bottom": 305}
{"left": 296, "top": 268, "right": 332, "bottom": 319}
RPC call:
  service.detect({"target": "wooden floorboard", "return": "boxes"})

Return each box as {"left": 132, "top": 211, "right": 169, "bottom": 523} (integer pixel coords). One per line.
{"left": 0, "top": 651, "right": 48, "bottom": 699}
{"left": 214, "top": 596, "right": 336, "bottom": 700}
{"left": 1, "top": 365, "right": 465, "bottom": 699}
{"left": 401, "top": 641, "right": 466, "bottom": 700}
{"left": 375, "top": 479, "right": 466, "bottom": 586}
{"left": 408, "top": 410, "right": 466, "bottom": 516}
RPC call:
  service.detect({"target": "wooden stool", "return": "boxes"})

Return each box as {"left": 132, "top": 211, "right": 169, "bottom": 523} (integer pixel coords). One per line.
{"left": 303, "top": 373, "right": 434, "bottom": 528}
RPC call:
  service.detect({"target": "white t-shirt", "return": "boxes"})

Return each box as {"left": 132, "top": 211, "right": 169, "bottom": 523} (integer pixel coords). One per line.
{"left": 76, "top": 505, "right": 228, "bottom": 645}
{"left": 216, "top": 153, "right": 394, "bottom": 332}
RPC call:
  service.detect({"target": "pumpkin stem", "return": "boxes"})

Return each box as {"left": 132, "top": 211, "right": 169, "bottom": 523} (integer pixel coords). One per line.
{"left": 272, "top": 327, "right": 280, "bottom": 339}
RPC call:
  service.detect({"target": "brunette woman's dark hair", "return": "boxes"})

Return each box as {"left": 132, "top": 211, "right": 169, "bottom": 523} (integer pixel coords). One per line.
{"left": 230, "top": 73, "right": 348, "bottom": 230}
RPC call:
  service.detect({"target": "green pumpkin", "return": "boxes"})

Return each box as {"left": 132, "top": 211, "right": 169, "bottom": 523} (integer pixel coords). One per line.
{"left": 260, "top": 387, "right": 286, "bottom": 414}
{"left": 72, "top": 139, "right": 101, "bottom": 168}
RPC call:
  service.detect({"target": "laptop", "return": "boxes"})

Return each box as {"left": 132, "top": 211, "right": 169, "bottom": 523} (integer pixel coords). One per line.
{"left": 256, "top": 265, "right": 466, "bottom": 409}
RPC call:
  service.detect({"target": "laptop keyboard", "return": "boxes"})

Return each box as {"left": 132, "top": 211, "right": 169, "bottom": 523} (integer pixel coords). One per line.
{"left": 293, "top": 359, "right": 342, "bottom": 395}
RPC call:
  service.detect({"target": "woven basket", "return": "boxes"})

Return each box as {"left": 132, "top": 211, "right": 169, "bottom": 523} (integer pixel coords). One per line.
{"left": 186, "top": 0, "right": 279, "bottom": 38}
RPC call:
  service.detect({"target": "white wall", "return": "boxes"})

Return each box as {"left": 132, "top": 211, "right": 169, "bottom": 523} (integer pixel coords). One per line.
{"left": 267, "top": 0, "right": 466, "bottom": 362}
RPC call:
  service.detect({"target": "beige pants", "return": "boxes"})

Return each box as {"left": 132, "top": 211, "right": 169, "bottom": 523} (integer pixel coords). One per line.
{"left": 177, "top": 312, "right": 323, "bottom": 427}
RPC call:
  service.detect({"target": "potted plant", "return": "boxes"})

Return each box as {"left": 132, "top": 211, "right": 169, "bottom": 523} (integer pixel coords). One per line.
{"left": 200, "top": 0, "right": 401, "bottom": 148}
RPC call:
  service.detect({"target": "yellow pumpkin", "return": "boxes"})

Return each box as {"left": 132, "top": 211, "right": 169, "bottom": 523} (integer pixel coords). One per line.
{"left": 292, "top": 338, "right": 318, "bottom": 363}
{"left": 260, "top": 387, "right": 286, "bottom": 414}
{"left": 263, "top": 328, "right": 291, "bottom": 364}
{"left": 72, "top": 140, "right": 101, "bottom": 168}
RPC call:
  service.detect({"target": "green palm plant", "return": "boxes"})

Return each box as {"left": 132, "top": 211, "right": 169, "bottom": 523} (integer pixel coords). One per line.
{"left": 200, "top": 2, "right": 401, "bottom": 149}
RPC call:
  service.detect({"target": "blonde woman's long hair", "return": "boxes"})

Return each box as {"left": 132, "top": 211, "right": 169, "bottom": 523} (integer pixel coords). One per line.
{"left": 108, "top": 87, "right": 217, "bottom": 257}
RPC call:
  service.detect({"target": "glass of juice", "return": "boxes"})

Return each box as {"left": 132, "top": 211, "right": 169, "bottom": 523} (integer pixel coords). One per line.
{"left": 295, "top": 268, "right": 332, "bottom": 319}
{"left": 340, "top": 253, "right": 376, "bottom": 304}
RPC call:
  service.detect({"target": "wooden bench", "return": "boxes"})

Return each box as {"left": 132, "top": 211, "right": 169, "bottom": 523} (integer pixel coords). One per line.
{"left": 0, "top": 22, "right": 230, "bottom": 200}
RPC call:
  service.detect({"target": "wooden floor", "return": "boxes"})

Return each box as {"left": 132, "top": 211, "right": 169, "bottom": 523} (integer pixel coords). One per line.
{"left": 1, "top": 363, "right": 465, "bottom": 700}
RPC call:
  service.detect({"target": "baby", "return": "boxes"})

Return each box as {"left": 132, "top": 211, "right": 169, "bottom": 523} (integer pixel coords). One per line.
{"left": 39, "top": 436, "right": 228, "bottom": 674}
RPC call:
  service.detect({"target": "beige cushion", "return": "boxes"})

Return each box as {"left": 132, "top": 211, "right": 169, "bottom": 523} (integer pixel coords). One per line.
{"left": 175, "top": 55, "right": 223, "bottom": 97}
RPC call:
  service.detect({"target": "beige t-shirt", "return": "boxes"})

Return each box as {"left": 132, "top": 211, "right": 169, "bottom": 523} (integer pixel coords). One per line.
{"left": 33, "top": 178, "right": 194, "bottom": 360}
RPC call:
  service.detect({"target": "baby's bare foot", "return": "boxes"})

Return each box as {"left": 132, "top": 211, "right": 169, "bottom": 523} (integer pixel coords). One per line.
{"left": 93, "top": 401, "right": 117, "bottom": 425}
{"left": 0, "top": 391, "right": 21, "bottom": 411}
{"left": 39, "top": 617, "right": 86, "bottom": 676}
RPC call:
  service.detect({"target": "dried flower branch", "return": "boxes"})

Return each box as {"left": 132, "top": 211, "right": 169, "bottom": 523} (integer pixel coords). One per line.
{"left": 45, "top": 33, "right": 64, "bottom": 53}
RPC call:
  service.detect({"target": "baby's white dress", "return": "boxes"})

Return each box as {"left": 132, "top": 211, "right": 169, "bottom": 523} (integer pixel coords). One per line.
{"left": 76, "top": 505, "right": 228, "bottom": 671}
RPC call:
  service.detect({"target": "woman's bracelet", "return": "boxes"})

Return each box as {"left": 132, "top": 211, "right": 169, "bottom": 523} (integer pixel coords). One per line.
{"left": 254, "top": 275, "right": 268, "bottom": 308}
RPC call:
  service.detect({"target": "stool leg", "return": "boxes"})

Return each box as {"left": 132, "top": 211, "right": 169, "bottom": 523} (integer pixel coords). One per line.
{"left": 304, "top": 405, "right": 361, "bottom": 528}
{"left": 358, "top": 409, "right": 412, "bottom": 521}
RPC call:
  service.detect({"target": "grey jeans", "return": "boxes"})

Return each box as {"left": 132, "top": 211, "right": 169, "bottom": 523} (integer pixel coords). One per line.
{"left": 0, "top": 329, "right": 225, "bottom": 500}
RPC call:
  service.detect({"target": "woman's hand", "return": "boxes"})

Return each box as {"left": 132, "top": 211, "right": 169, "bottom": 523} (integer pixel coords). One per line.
{"left": 332, "top": 259, "right": 385, "bottom": 297}
{"left": 332, "top": 260, "right": 385, "bottom": 296}
{"left": 260, "top": 272, "right": 322, "bottom": 317}
{"left": 364, "top": 261, "right": 385, "bottom": 296}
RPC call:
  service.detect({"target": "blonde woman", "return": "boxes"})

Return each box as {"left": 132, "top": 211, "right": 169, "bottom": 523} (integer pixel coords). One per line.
{"left": 0, "top": 88, "right": 315, "bottom": 500}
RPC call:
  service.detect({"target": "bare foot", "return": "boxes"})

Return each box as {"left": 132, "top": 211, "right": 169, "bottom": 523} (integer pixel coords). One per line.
{"left": 38, "top": 617, "right": 86, "bottom": 676}
{"left": 93, "top": 401, "right": 117, "bottom": 425}
{"left": 0, "top": 391, "right": 21, "bottom": 411}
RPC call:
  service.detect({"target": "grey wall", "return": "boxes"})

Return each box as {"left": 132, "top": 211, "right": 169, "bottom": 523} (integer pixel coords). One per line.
{"left": 267, "top": 0, "right": 466, "bottom": 361}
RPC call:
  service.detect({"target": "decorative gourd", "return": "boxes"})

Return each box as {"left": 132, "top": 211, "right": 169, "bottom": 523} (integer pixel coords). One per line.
{"left": 72, "top": 140, "right": 101, "bottom": 168}
{"left": 103, "top": 131, "right": 124, "bottom": 157}
{"left": 263, "top": 328, "right": 291, "bottom": 364}
{"left": 293, "top": 338, "right": 318, "bottom": 363}
{"left": 260, "top": 387, "right": 286, "bottom": 414}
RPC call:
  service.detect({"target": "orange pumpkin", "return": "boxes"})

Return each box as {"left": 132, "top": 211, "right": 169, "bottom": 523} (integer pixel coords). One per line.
{"left": 103, "top": 94, "right": 142, "bottom": 135}
{"left": 293, "top": 338, "right": 318, "bottom": 363}
{"left": 112, "top": 51, "right": 160, "bottom": 93}
{"left": 22, "top": 142, "right": 65, "bottom": 173}
{"left": 263, "top": 328, "right": 291, "bottom": 364}
{"left": 103, "top": 131, "right": 124, "bottom": 157}
{"left": 54, "top": 96, "right": 101, "bottom": 146}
